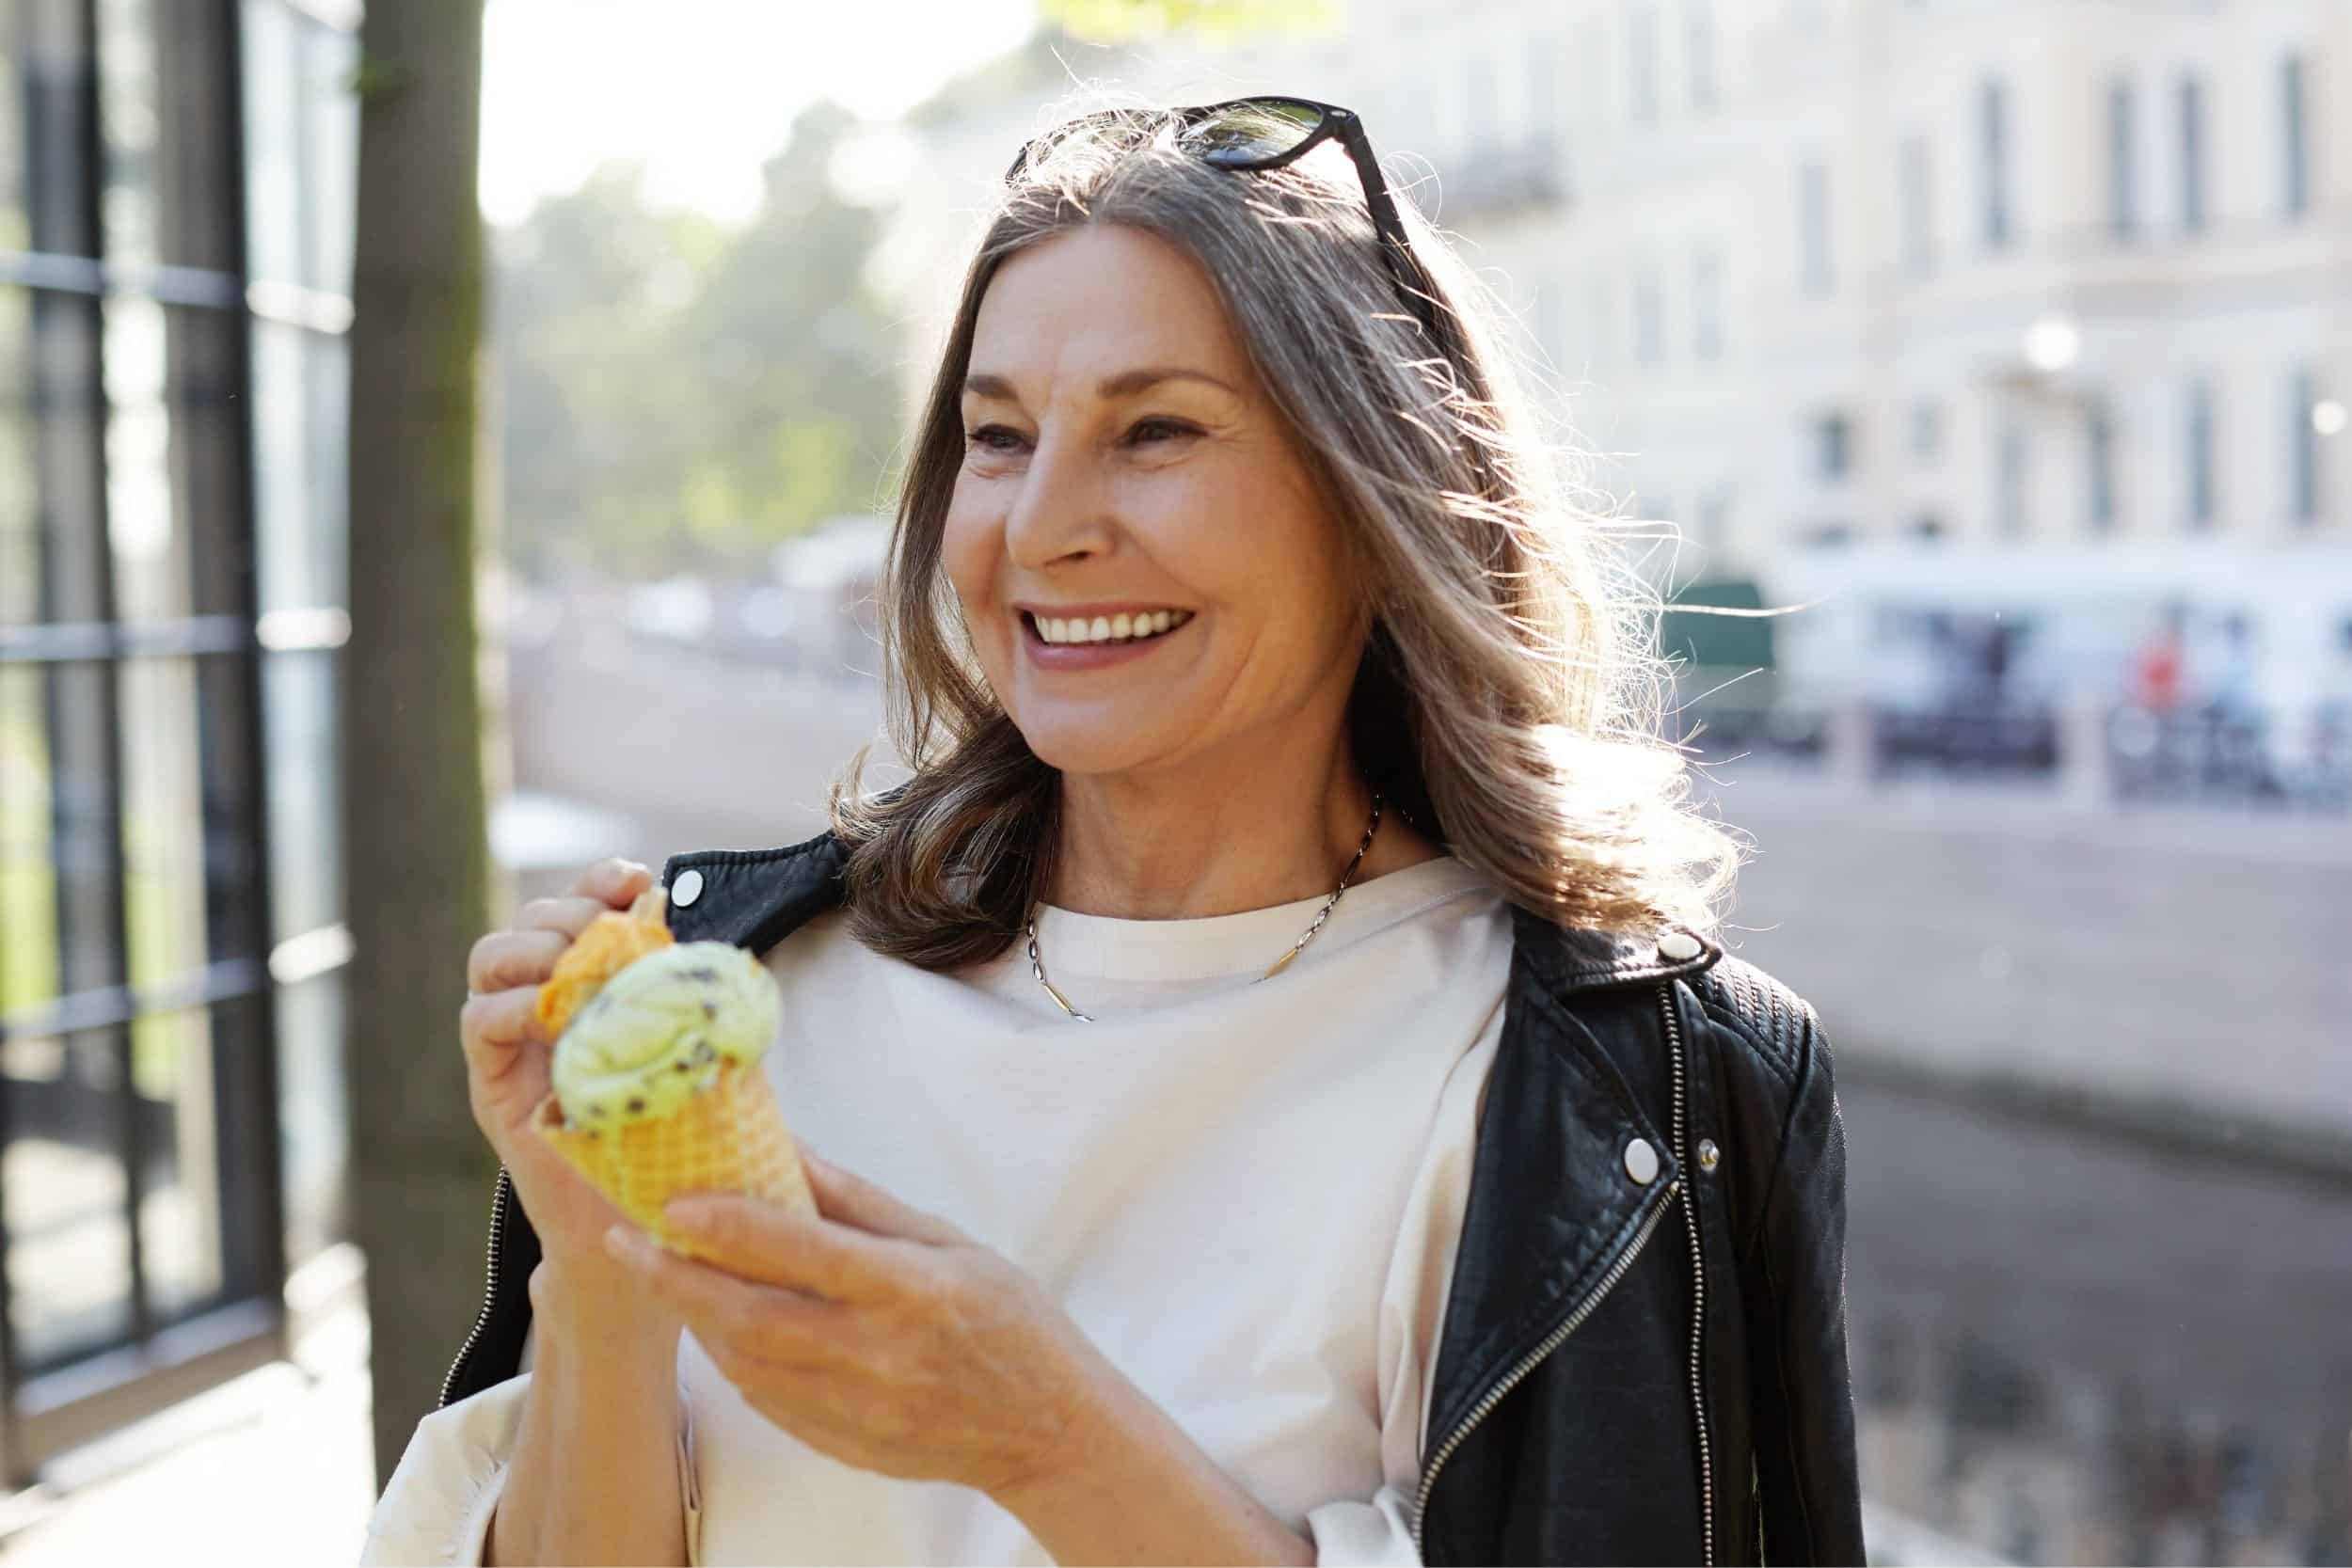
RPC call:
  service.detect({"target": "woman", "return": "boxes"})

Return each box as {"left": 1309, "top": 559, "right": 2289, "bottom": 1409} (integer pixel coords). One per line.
{"left": 366, "top": 98, "right": 1861, "bottom": 1566}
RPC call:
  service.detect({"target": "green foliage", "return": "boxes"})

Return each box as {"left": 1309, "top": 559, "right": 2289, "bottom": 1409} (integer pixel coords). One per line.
{"left": 1039, "top": 0, "right": 1339, "bottom": 42}
{"left": 495, "top": 104, "right": 903, "bottom": 578}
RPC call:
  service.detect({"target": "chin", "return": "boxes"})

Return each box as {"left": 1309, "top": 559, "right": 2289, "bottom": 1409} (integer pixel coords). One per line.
{"left": 1010, "top": 708, "right": 1193, "bottom": 779}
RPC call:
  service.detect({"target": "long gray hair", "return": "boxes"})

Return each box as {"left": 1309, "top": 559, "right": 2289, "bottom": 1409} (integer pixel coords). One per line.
{"left": 829, "top": 104, "right": 1739, "bottom": 967}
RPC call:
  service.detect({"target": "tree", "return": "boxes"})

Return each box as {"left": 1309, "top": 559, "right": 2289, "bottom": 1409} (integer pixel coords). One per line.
{"left": 495, "top": 104, "right": 904, "bottom": 579}
{"left": 343, "top": 0, "right": 499, "bottom": 1489}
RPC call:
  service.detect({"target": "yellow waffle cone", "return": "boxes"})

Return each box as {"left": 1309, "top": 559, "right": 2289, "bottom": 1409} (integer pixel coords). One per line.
{"left": 532, "top": 1060, "right": 816, "bottom": 1263}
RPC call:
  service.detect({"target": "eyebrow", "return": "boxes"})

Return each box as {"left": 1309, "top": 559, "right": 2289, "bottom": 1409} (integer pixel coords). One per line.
{"left": 961, "top": 367, "right": 1243, "bottom": 402}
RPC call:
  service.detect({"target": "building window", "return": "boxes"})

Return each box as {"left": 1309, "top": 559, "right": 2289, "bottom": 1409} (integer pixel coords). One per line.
{"left": 1463, "top": 46, "right": 1499, "bottom": 152}
{"left": 2280, "top": 53, "right": 2310, "bottom": 218}
{"left": 1588, "top": 274, "right": 1616, "bottom": 369}
{"left": 2087, "top": 396, "right": 2116, "bottom": 531}
{"left": 1692, "top": 248, "right": 1723, "bottom": 362}
{"left": 1633, "top": 261, "right": 1667, "bottom": 367}
{"left": 1687, "top": 0, "right": 1718, "bottom": 112}
{"left": 0, "top": 0, "right": 357, "bottom": 1447}
{"left": 2186, "top": 376, "right": 2216, "bottom": 528}
{"left": 1899, "top": 134, "right": 1934, "bottom": 276}
{"left": 1979, "top": 76, "right": 2011, "bottom": 250}
{"left": 1628, "top": 3, "right": 1661, "bottom": 129}
{"left": 2291, "top": 368, "right": 2319, "bottom": 525}
{"left": 2107, "top": 79, "right": 2137, "bottom": 239}
{"left": 1815, "top": 413, "right": 1852, "bottom": 481}
{"left": 1910, "top": 400, "right": 1942, "bottom": 461}
{"left": 2178, "top": 74, "right": 2207, "bottom": 233}
{"left": 1798, "top": 155, "right": 1833, "bottom": 295}
{"left": 1998, "top": 417, "right": 2029, "bottom": 534}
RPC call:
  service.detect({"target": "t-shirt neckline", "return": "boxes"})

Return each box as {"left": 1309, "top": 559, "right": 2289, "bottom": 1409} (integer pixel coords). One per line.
{"left": 1025, "top": 853, "right": 1496, "bottom": 985}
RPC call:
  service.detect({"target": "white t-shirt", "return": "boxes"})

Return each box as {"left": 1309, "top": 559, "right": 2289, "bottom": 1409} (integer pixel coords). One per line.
{"left": 365, "top": 852, "right": 1509, "bottom": 1566}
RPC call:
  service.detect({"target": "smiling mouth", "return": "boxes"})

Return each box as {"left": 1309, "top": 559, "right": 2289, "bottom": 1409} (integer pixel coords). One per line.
{"left": 1022, "top": 610, "right": 1195, "bottom": 646}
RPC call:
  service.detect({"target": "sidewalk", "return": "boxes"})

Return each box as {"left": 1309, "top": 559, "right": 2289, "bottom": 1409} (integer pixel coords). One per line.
{"left": 0, "top": 1289, "right": 374, "bottom": 1564}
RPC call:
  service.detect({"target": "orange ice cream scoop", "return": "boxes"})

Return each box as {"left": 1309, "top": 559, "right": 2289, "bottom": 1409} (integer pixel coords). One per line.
{"left": 533, "top": 884, "right": 675, "bottom": 1038}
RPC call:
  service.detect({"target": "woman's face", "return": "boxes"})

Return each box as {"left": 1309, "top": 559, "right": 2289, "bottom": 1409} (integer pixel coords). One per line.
{"left": 943, "top": 223, "right": 1364, "bottom": 784}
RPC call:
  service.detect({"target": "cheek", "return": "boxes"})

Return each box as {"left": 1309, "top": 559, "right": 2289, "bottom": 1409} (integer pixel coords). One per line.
{"left": 939, "top": 492, "right": 998, "bottom": 612}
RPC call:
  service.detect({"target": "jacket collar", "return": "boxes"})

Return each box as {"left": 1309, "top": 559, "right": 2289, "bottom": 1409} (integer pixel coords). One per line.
{"left": 663, "top": 829, "right": 1724, "bottom": 996}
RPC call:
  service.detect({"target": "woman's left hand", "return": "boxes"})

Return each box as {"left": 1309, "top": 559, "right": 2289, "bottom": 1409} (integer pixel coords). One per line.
{"left": 604, "top": 1148, "right": 1107, "bottom": 1503}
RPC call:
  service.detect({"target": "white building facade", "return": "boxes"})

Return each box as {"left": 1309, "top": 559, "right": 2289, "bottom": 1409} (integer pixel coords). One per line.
{"left": 884, "top": 0, "right": 2349, "bottom": 574}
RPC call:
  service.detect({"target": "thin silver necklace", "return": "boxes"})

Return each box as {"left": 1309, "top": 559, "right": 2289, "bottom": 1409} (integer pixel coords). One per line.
{"left": 1025, "top": 792, "right": 1383, "bottom": 1023}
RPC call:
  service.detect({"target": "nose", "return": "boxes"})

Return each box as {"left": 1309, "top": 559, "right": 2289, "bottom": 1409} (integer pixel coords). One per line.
{"left": 1002, "top": 429, "right": 1115, "bottom": 570}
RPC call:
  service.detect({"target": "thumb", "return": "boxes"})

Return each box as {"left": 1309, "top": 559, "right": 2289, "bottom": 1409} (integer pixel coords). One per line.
{"left": 799, "top": 1148, "right": 969, "bottom": 1248}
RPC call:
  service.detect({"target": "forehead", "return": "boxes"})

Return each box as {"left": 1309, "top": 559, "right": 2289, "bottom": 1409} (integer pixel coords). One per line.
{"left": 967, "top": 224, "right": 1248, "bottom": 388}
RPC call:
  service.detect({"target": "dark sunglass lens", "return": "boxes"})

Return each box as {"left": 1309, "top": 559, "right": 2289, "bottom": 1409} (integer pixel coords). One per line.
{"left": 1185, "top": 100, "right": 1323, "bottom": 167}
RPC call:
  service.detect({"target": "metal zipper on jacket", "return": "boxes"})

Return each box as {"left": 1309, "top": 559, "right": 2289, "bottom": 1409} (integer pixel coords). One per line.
{"left": 1662, "top": 978, "right": 1716, "bottom": 1568}
{"left": 1409, "top": 1180, "right": 1677, "bottom": 1560}
{"left": 437, "top": 1165, "right": 514, "bottom": 1409}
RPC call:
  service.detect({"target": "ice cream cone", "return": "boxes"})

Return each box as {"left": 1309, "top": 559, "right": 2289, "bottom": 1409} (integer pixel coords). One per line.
{"left": 532, "top": 1058, "right": 815, "bottom": 1263}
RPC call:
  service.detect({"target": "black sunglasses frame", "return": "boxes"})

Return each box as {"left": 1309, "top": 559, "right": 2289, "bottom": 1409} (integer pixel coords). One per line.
{"left": 1004, "top": 96, "right": 1467, "bottom": 373}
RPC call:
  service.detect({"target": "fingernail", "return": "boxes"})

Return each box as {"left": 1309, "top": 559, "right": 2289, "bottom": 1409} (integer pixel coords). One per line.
{"left": 603, "top": 1224, "right": 635, "bottom": 1261}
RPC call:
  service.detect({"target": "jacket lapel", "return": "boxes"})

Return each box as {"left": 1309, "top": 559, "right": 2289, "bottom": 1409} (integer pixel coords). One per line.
{"left": 1419, "top": 909, "right": 1696, "bottom": 1451}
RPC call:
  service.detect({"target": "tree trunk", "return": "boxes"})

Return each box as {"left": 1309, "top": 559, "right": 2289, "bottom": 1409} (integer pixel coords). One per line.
{"left": 342, "top": 0, "right": 495, "bottom": 1492}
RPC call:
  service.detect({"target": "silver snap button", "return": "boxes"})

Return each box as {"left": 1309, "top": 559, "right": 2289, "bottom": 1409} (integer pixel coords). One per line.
{"left": 670, "top": 869, "right": 705, "bottom": 909}
{"left": 1658, "top": 930, "right": 1702, "bottom": 962}
{"left": 1624, "top": 1137, "right": 1660, "bottom": 1186}
{"left": 1698, "top": 1138, "right": 1721, "bottom": 1173}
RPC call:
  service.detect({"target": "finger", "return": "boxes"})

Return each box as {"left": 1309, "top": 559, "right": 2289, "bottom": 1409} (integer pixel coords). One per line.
{"left": 569, "top": 858, "right": 655, "bottom": 909}
{"left": 513, "top": 895, "right": 611, "bottom": 941}
{"left": 660, "top": 1193, "right": 911, "bottom": 1301}
{"left": 459, "top": 987, "right": 548, "bottom": 1071}
{"left": 606, "top": 1227, "right": 838, "bottom": 1361}
{"left": 467, "top": 928, "right": 569, "bottom": 994}
{"left": 797, "top": 1151, "right": 971, "bottom": 1248}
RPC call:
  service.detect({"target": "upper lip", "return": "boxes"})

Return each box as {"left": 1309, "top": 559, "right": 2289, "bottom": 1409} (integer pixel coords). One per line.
{"left": 1012, "top": 602, "right": 1191, "bottom": 620}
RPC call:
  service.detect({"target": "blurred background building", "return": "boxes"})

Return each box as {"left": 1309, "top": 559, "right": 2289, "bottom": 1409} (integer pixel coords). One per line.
{"left": 0, "top": 0, "right": 2346, "bottom": 1562}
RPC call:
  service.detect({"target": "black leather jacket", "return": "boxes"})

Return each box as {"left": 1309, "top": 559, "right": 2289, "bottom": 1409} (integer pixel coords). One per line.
{"left": 438, "top": 829, "right": 1865, "bottom": 1566}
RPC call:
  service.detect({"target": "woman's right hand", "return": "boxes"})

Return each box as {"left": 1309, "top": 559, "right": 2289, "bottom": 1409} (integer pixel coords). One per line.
{"left": 459, "top": 857, "right": 671, "bottom": 1300}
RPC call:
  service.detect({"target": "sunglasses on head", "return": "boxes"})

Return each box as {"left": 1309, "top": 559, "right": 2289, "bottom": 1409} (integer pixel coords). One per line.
{"left": 1004, "top": 95, "right": 1464, "bottom": 370}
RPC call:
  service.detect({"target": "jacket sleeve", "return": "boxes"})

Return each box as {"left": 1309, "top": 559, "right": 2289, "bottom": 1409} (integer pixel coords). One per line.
{"left": 360, "top": 1364, "right": 707, "bottom": 1566}
{"left": 1746, "top": 1004, "right": 1867, "bottom": 1566}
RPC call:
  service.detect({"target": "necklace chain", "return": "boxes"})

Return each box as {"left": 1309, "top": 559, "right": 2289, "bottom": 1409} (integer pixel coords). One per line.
{"left": 1025, "top": 792, "right": 1384, "bottom": 1023}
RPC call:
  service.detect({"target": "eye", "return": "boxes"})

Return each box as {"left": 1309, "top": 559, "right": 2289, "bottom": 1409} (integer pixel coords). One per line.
{"left": 1125, "top": 417, "right": 1200, "bottom": 447}
{"left": 964, "top": 424, "right": 1027, "bottom": 453}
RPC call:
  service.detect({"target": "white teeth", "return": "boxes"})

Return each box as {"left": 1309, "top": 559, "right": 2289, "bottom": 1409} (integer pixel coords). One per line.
{"left": 1031, "top": 610, "right": 1190, "bottom": 645}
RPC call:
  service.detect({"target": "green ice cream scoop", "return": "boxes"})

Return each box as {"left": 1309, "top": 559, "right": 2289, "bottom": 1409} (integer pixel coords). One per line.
{"left": 549, "top": 942, "right": 780, "bottom": 1129}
